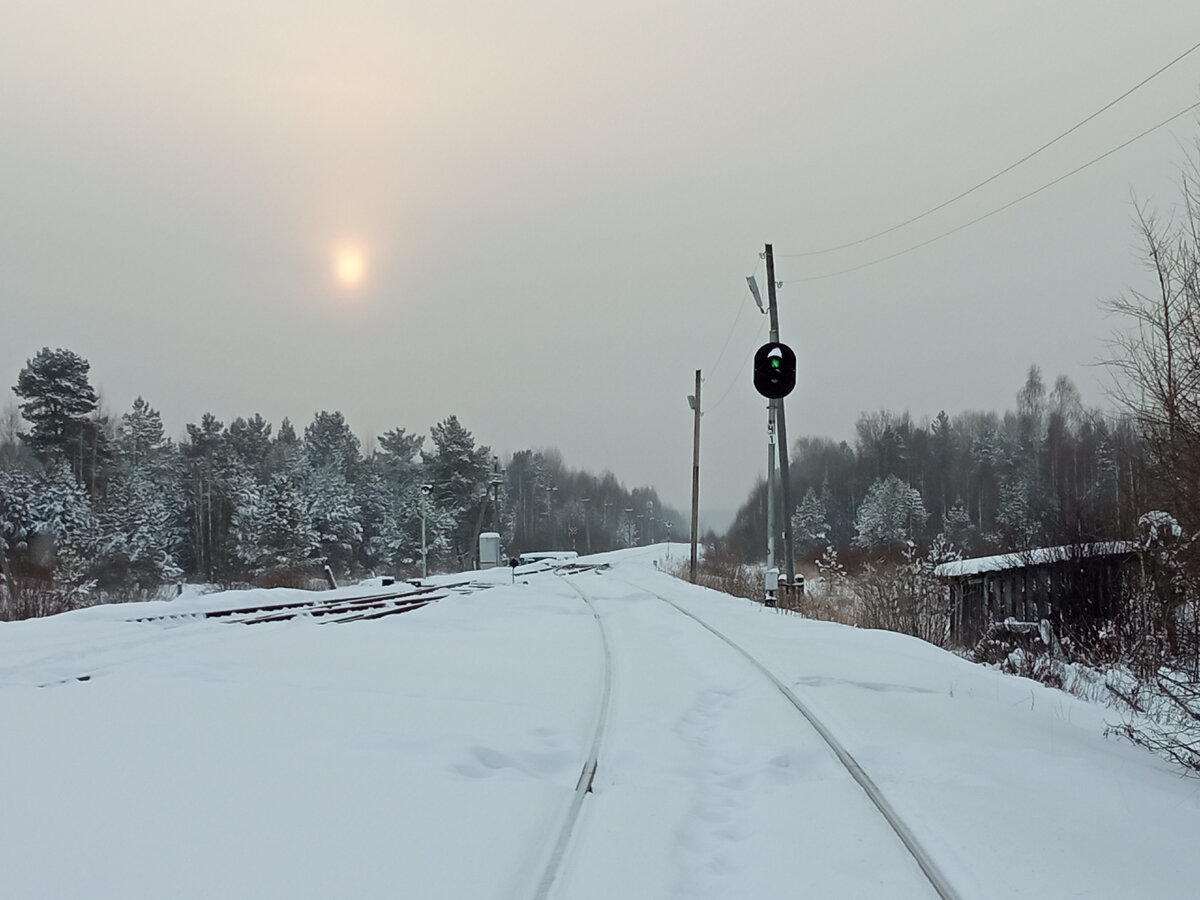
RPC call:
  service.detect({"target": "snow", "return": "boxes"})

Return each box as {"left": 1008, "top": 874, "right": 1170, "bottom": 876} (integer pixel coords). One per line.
{"left": 2, "top": 547, "right": 1199, "bottom": 899}
{"left": 933, "top": 541, "right": 1140, "bottom": 577}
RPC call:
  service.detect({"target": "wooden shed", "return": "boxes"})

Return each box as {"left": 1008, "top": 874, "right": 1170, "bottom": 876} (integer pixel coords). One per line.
{"left": 934, "top": 542, "right": 1140, "bottom": 646}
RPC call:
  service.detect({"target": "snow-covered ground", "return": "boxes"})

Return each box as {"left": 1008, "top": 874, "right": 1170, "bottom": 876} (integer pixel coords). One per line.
{"left": 2, "top": 546, "right": 1198, "bottom": 899}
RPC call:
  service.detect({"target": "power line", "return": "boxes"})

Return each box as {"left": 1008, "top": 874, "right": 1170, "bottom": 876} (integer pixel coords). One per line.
{"left": 706, "top": 295, "right": 751, "bottom": 378}
{"left": 706, "top": 315, "right": 768, "bottom": 414}
{"left": 784, "top": 99, "right": 1200, "bottom": 283}
{"left": 780, "top": 38, "right": 1200, "bottom": 258}
{"left": 705, "top": 257, "right": 761, "bottom": 380}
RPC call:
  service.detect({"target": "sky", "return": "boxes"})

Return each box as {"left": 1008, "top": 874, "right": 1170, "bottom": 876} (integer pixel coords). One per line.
{"left": 5, "top": 2, "right": 1200, "bottom": 521}
{"left": 3, "top": 549, "right": 1199, "bottom": 897}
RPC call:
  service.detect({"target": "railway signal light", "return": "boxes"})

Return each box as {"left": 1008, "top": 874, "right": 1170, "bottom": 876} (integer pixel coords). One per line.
{"left": 753, "top": 342, "right": 796, "bottom": 399}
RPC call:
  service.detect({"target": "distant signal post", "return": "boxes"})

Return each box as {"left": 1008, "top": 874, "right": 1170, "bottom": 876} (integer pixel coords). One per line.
{"left": 752, "top": 244, "right": 797, "bottom": 606}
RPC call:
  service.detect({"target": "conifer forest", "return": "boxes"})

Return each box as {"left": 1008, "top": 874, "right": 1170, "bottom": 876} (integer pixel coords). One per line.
{"left": 0, "top": 345, "right": 684, "bottom": 611}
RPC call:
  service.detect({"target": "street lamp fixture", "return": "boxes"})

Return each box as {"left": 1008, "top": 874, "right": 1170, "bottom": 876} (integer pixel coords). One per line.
{"left": 746, "top": 275, "right": 765, "bottom": 314}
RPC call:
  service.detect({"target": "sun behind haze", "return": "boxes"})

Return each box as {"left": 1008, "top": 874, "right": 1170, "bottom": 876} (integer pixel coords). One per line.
{"left": 334, "top": 246, "right": 365, "bottom": 288}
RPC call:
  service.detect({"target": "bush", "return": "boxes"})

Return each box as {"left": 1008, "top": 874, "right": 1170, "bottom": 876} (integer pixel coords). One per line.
{"left": 667, "top": 537, "right": 762, "bottom": 602}
{"left": 0, "top": 577, "right": 91, "bottom": 621}
{"left": 846, "top": 546, "right": 951, "bottom": 645}
{"left": 1106, "top": 671, "right": 1200, "bottom": 775}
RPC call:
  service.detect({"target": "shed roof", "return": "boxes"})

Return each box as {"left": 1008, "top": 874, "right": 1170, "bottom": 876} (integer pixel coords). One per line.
{"left": 934, "top": 541, "right": 1139, "bottom": 578}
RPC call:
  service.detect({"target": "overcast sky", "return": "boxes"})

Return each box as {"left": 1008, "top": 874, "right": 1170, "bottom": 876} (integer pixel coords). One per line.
{"left": 4, "top": 2, "right": 1200, "bottom": 521}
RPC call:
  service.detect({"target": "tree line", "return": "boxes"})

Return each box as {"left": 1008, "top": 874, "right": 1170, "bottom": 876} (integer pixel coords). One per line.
{"left": 723, "top": 364, "right": 1141, "bottom": 566}
{"left": 0, "top": 348, "right": 683, "bottom": 610}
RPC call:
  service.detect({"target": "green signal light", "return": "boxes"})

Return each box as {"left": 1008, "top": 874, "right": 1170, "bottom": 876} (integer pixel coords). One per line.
{"left": 753, "top": 341, "right": 795, "bottom": 398}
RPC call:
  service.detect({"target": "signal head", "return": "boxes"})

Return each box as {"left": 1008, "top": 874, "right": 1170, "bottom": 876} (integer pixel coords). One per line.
{"left": 753, "top": 341, "right": 796, "bottom": 399}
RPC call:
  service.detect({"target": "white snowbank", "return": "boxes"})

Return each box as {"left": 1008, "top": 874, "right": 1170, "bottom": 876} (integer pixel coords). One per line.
{"left": 2, "top": 547, "right": 1198, "bottom": 899}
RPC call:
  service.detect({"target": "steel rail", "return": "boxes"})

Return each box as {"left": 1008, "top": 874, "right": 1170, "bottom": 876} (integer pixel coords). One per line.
{"left": 128, "top": 583, "right": 457, "bottom": 625}
{"left": 21, "top": 587, "right": 451, "bottom": 687}
{"left": 327, "top": 597, "right": 438, "bottom": 625}
{"left": 529, "top": 574, "right": 614, "bottom": 900}
{"left": 234, "top": 594, "right": 432, "bottom": 625}
{"left": 634, "top": 579, "right": 962, "bottom": 900}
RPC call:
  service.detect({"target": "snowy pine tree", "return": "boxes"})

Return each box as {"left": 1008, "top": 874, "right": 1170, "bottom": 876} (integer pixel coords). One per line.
{"left": 11, "top": 460, "right": 99, "bottom": 584}
{"left": 792, "top": 488, "right": 830, "bottom": 558}
{"left": 228, "top": 470, "right": 268, "bottom": 570}
{"left": 265, "top": 417, "right": 303, "bottom": 473}
{"left": 263, "top": 472, "right": 317, "bottom": 565}
{"left": 943, "top": 498, "right": 977, "bottom": 554}
{"left": 227, "top": 414, "right": 273, "bottom": 475}
{"left": 422, "top": 416, "right": 490, "bottom": 569}
{"left": 117, "top": 397, "right": 169, "bottom": 471}
{"left": 230, "top": 470, "right": 315, "bottom": 572}
{"left": 100, "top": 469, "right": 184, "bottom": 585}
{"left": 355, "top": 466, "right": 405, "bottom": 571}
{"left": 13, "top": 347, "right": 106, "bottom": 488}
{"left": 0, "top": 466, "right": 39, "bottom": 561}
{"left": 853, "top": 475, "right": 928, "bottom": 550}
{"left": 96, "top": 397, "right": 186, "bottom": 586}
{"left": 995, "top": 478, "right": 1039, "bottom": 549}
{"left": 13, "top": 348, "right": 97, "bottom": 459}
{"left": 304, "top": 466, "right": 363, "bottom": 573}
{"left": 304, "top": 411, "right": 360, "bottom": 478}
{"left": 375, "top": 427, "right": 427, "bottom": 563}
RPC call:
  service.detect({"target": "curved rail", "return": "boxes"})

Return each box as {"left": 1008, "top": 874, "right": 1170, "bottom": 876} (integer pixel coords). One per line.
{"left": 629, "top": 578, "right": 962, "bottom": 900}
{"left": 530, "top": 574, "right": 614, "bottom": 900}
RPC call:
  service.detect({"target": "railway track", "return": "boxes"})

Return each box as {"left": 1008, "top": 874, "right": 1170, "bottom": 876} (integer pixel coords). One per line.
{"left": 533, "top": 569, "right": 961, "bottom": 900}
{"left": 128, "top": 581, "right": 469, "bottom": 626}
{"left": 641, "top": 581, "right": 962, "bottom": 900}
{"left": 530, "top": 575, "right": 614, "bottom": 900}
{"left": 9, "top": 581, "right": 476, "bottom": 689}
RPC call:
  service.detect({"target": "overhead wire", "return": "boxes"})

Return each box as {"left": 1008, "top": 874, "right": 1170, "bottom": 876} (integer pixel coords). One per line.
{"left": 780, "top": 38, "right": 1200, "bottom": 258}
{"left": 783, "top": 99, "right": 1200, "bottom": 283}
{"left": 706, "top": 314, "right": 769, "bottom": 414}
{"left": 687, "top": 254, "right": 763, "bottom": 417}
{"left": 698, "top": 41, "right": 1200, "bottom": 410}
{"left": 705, "top": 256, "right": 761, "bottom": 381}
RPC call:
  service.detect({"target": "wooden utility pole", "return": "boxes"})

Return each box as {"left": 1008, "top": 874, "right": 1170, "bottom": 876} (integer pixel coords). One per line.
{"left": 690, "top": 369, "right": 702, "bottom": 582}
{"left": 764, "top": 244, "right": 796, "bottom": 591}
